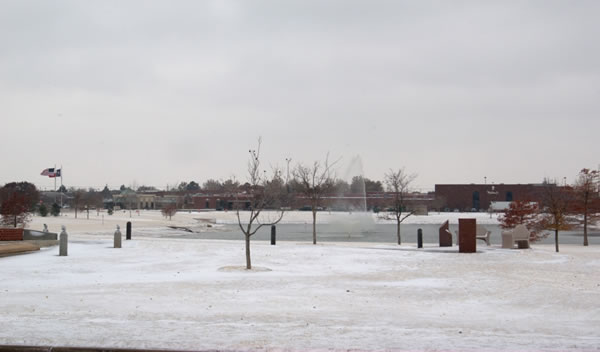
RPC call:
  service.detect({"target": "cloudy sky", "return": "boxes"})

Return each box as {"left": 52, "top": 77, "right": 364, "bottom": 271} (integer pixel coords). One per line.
{"left": 1, "top": 0, "right": 599, "bottom": 192}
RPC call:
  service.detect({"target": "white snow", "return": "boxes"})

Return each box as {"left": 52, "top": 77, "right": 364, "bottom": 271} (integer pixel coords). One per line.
{"left": 1, "top": 211, "right": 599, "bottom": 350}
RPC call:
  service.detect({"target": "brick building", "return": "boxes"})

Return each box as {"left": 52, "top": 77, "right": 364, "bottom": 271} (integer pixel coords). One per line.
{"left": 434, "top": 183, "right": 548, "bottom": 211}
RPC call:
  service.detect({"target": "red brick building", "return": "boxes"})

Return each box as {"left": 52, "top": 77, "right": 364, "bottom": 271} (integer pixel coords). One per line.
{"left": 191, "top": 191, "right": 433, "bottom": 212}
{"left": 434, "top": 183, "right": 547, "bottom": 211}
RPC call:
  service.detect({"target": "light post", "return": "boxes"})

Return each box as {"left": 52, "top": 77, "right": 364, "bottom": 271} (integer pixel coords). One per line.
{"left": 285, "top": 157, "right": 292, "bottom": 192}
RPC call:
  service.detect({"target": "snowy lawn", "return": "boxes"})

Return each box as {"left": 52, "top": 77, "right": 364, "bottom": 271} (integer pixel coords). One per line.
{"left": 1, "top": 234, "right": 599, "bottom": 351}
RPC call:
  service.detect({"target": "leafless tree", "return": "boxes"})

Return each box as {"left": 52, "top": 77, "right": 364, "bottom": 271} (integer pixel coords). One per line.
{"left": 293, "top": 154, "right": 338, "bottom": 245}
{"left": 572, "top": 168, "right": 600, "bottom": 246}
{"left": 384, "top": 168, "right": 417, "bottom": 245}
{"left": 161, "top": 203, "right": 177, "bottom": 220}
{"left": 71, "top": 188, "right": 85, "bottom": 219}
{"left": 537, "top": 181, "right": 575, "bottom": 253}
{"left": 236, "top": 138, "right": 285, "bottom": 269}
{"left": 84, "top": 188, "right": 103, "bottom": 218}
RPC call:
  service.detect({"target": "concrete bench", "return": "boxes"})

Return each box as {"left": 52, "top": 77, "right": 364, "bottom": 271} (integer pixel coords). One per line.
{"left": 455, "top": 225, "right": 491, "bottom": 246}
{"left": 476, "top": 225, "right": 491, "bottom": 246}
{"left": 501, "top": 224, "right": 531, "bottom": 249}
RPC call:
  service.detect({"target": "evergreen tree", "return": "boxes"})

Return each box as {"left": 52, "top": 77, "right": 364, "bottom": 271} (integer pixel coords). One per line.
{"left": 38, "top": 203, "right": 48, "bottom": 217}
{"left": 50, "top": 203, "right": 61, "bottom": 216}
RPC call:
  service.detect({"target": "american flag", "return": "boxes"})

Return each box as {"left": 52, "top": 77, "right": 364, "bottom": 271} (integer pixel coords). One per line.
{"left": 40, "top": 168, "right": 60, "bottom": 178}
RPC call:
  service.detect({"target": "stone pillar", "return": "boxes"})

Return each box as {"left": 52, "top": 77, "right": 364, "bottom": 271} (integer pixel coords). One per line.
{"left": 270, "top": 225, "right": 276, "bottom": 245}
{"left": 114, "top": 225, "right": 122, "bottom": 248}
{"left": 417, "top": 228, "right": 423, "bottom": 248}
{"left": 126, "top": 221, "right": 132, "bottom": 240}
{"left": 458, "top": 218, "right": 476, "bottom": 253}
{"left": 59, "top": 225, "right": 68, "bottom": 256}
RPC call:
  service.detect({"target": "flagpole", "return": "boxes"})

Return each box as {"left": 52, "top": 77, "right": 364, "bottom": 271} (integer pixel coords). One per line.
{"left": 60, "top": 165, "right": 63, "bottom": 208}
{"left": 53, "top": 164, "right": 57, "bottom": 204}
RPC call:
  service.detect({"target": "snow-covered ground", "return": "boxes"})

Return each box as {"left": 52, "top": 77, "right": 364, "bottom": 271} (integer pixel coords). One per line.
{"left": 1, "top": 226, "right": 599, "bottom": 350}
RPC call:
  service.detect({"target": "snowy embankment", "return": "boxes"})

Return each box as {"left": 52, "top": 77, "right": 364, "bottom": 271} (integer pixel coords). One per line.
{"left": 1, "top": 233, "right": 599, "bottom": 350}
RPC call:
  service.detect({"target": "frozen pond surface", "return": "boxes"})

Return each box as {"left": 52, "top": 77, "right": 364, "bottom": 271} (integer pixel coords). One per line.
{"left": 137, "top": 223, "right": 599, "bottom": 246}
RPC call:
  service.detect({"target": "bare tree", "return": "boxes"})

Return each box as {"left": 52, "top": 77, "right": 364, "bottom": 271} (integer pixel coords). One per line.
{"left": 71, "top": 188, "right": 85, "bottom": 219}
{"left": 161, "top": 203, "right": 177, "bottom": 220}
{"left": 84, "top": 188, "right": 103, "bottom": 218}
{"left": 293, "top": 155, "right": 338, "bottom": 245}
{"left": 236, "top": 138, "right": 285, "bottom": 269}
{"left": 384, "top": 168, "right": 417, "bottom": 245}
{"left": 537, "top": 181, "right": 575, "bottom": 253}
{"left": 573, "top": 168, "right": 600, "bottom": 246}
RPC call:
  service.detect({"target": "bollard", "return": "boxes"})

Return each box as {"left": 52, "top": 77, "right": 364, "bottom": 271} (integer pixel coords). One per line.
{"left": 59, "top": 225, "right": 68, "bottom": 256}
{"left": 270, "top": 225, "right": 276, "bottom": 245}
{"left": 43, "top": 224, "right": 49, "bottom": 233}
{"left": 126, "top": 221, "right": 132, "bottom": 240}
{"left": 114, "top": 225, "right": 122, "bottom": 248}
{"left": 417, "top": 228, "right": 423, "bottom": 248}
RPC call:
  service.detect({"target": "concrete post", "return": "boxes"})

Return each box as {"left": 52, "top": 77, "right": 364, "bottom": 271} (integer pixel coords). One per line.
{"left": 114, "top": 225, "right": 122, "bottom": 248}
{"left": 126, "top": 221, "right": 132, "bottom": 240}
{"left": 270, "top": 225, "right": 276, "bottom": 245}
{"left": 417, "top": 228, "right": 423, "bottom": 248}
{"left": 59, "top": 225, "right": 68, "bottom": 256}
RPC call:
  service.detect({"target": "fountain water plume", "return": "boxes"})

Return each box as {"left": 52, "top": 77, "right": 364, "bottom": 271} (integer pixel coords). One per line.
{"left": 328, "top": 155, "right": 376, "bottom": 236}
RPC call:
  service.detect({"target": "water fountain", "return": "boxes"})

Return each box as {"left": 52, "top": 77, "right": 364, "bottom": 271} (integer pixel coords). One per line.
{"left": 328, "top": 155, "right": 377, "bottom": 238}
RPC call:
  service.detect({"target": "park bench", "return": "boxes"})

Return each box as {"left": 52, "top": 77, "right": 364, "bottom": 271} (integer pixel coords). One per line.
{"left": 476, "top": 225, "right": 491, "bottom": 246}
{"left": 501, "top": 224, "right": 531, "bottom": 249}
{"left": 454, "top": 224, "right": 491, "bottom": 246}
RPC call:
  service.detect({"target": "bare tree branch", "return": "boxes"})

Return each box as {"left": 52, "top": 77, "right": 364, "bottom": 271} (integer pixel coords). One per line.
{"left": 384, "top": 167, "right": 417, "bottom": 245}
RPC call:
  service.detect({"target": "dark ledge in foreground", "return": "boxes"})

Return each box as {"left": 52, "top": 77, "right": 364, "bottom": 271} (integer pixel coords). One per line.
{"left": 0, "top": 346, "right": 231, "bottom": 352}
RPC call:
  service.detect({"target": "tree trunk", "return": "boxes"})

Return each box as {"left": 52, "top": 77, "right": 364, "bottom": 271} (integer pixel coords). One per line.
{"left": 555, "top": 229, "right": 559, "bottom": 253}
{"left": 583, "top": 210, "right": 588, "bottom": 246}
{"left": 312, "top": 209, "right": 317, "bottom": 245}
{"left": 396, "top": 221, "right": 401, "bottom": 245}
{"left": 245, "top": 234, "right": 251, "bottom": 269}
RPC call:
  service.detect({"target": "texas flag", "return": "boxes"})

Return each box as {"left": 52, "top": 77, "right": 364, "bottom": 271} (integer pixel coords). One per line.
{"left": 41, "top": 168, "right": 60, "bottom": 178}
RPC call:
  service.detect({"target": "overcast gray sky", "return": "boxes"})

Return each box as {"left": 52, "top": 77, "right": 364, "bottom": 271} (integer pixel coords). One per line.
{"left": 1, "top": 0, "right": 599, "bottom": 192}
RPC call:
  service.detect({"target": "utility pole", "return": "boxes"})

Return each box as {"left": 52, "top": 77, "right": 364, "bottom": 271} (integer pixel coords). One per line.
{"left": 285, "top": 157, "right": 292, "bottom": 192}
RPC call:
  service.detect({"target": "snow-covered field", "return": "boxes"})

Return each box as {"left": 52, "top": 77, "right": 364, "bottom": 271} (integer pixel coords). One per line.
{"left": 3, "top": 211, "right": 598, "bottom": 350}
{"left": 1, "top": 223, "right": 600, "bottom": 350}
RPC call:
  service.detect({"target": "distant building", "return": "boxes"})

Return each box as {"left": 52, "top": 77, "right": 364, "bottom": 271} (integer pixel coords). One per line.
{"left": 112, "top": 191, "right": 183, "bottom": 210}
{"left": 434, "top": 183, "right": 549, "bottom": 211}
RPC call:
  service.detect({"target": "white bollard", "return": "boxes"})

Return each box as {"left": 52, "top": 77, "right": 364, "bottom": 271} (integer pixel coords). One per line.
{"left": 59, "top": 225, "right": 68, "bottom": 256}
{"left": 114, "top": 225, "right": 122, "bottom": 248}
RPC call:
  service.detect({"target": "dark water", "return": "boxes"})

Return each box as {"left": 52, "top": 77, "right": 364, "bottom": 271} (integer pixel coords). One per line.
{"left": 157, "top": 223, "right": 599, "bottom": 246}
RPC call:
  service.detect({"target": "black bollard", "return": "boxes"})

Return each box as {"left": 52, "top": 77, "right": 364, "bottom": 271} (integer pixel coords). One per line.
{"left": 126, "top": 221, "right": 132, "bottom": 240}
{"left": 271, "top": 225, "right": 276, "bottom": 245}
{"left": 417, "top": 228, "right": 423, "bottom": 248}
